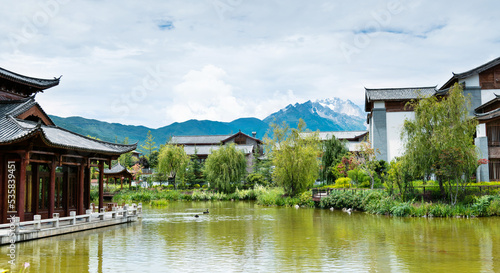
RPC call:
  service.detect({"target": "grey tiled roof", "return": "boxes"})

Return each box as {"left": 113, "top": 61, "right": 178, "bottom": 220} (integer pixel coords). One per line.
{"left": 365, "top": 86, "right": 436, "bottom": 101}
{"left": 365, "top": 86, "right": 436, "bottom": 111}
{"left": 33, "top": 120, "right": 136, "bottom": 154}
{"left": 0, "top": 112, "right": 136, "bottom": 155}
{"left": 0, "top": 97, "right": 36, "bottom": 117}
{"left": 0, "top": 116, "right": 37, "bottom": 143}
{"left": 170, "top": 135, "right": 231, "bottom": 145}
{"left": 103, "top": 163, "right": 131, "bottom": 175}
{"left": 183, "top": 144, "right": 254, "bottom": 156}
{"left": 316, "top": 131, "right": 368, "bottom": 141}
{"left": 0, "top": 67, "right": 60, "bottom": 89}
{"left": 441, "top": 57, "right": 500, "bottom": 90}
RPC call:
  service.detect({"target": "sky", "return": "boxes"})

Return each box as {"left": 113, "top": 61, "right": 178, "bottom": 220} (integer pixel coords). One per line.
{"left": 2, "top": 0, "right": 500, "bottom": 128}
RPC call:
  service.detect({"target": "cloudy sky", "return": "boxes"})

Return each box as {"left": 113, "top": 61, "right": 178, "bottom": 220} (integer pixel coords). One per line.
{"left": 2, "top": 0, "right": 500, "bottom": 128}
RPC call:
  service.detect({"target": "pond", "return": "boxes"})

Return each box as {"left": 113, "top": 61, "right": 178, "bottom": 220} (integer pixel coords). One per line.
{"left": 1, "top": 201, "right": 500, "bottom": 272}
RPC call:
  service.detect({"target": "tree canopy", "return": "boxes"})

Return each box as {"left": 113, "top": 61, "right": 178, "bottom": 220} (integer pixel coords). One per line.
{"left": 265, "top": 119, "right": 321, "bottom": 196}
{"left": 321, "top": 135, "right": 349, "bottom": 184}
{"left": 157, "top": 144, "right": 189, "bottom": 189}
{"left": 204, "top": 143, "right": 247, "bottom": 193}
{"left": 140, "top": 130, "right": 157, "bottom": 159}
{"left": 401, "top": 83, "right": 478, "bottom": 204}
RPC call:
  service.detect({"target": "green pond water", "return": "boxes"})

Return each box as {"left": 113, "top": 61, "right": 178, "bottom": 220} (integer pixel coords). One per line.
{"left": 1, "top": 201, "right": 500, "bottom": 272}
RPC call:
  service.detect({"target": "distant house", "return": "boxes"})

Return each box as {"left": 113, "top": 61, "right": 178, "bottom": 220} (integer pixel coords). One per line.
{"left": 365, "top": 57, "right": 500, "bottom": 182}
{"left": 315, "top": 131, "right": 368, "bottom": 152}
{"left": 170, "top": 131, "right": 263, "bottom": 173}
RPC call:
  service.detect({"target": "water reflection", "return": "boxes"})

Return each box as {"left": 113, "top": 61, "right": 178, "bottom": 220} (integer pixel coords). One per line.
{"left": 1, "top": 202, "right": 499, "bottom": 272}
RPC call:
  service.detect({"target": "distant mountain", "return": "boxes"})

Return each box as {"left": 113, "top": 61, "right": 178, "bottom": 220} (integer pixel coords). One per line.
{"left": 49, "top": 115, "right": 269, "bottom": 147}
{"left": 263, "top": 99, "right": 366, "bottom": 131}
{"left": 316, "top": 98, "right": 366, "bottom": 119}
{"left": 49, "top": 97, "right": 366, "bottom": 148}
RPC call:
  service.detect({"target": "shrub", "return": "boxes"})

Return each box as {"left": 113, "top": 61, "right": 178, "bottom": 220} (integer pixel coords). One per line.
{"left": 390, "top": 201, "right": 413, "bottom": 217}
{"left": 334, "top": 177, "right": 352, "bottom": 188}
{"left": 247, "top": 173, "right": 268, "bottom": 186}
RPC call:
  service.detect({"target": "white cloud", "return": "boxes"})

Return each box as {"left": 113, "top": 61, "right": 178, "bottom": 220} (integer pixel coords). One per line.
{"left": 165, "top": 65, "right": 244, "bottom": 123}
{"left": 1, "top": 0, "right": 500, "bottom": 128}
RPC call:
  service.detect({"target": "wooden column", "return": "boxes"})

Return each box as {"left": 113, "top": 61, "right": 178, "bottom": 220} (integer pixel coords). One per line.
{"left": 78, "top": 164, "right": 85, "bottom": 215}
{"left": 98, "top": 162, "right": 104, "bottom": 211}
{"left": 120, "top": 177, "right": 123, "bottom": 189}
{"left": 84, "top": 165, "right": 90, "bottom": 211}
{"left": 48, "top": 160, "right": 56, "bottom": 217}
{"left": 17, "top": 155, "right": 27, "bottom": 221}
{"left": 33, "top": 163, "right": 39, "bottom": 216}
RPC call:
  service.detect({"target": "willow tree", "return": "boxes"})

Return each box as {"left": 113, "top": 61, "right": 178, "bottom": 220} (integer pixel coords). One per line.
{"left": 321, "top": 135, "right": 349, "bottom": 184}
{"left": 265, "top": 119, "right": 321, "bottom": 196}
{"left": 401, "top": 83, "right": 478, "bottom": 204}
{"left": 158, "top": 144, "right": 189, "bottom": 189}
{"left": 204, "top": 143, "right": 247, "bottom": 193}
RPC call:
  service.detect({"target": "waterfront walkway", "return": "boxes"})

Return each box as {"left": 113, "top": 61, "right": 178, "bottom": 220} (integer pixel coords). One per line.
{"left": 0, "top": 203, "right": 142, "bottom": 245}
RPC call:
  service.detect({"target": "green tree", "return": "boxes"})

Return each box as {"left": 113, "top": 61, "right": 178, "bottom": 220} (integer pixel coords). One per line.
{"left": 401, "top": 83, "right": 478, "bottom": 204}
{"left": 117, "top": 138, "right": 135, "bottom": 167}
{"left": 265, "top": 119, "right": 321, "bottom": 196}
{"left": 250, "top": 148, "right": 272, "bottom": 185}
{"left": 157, "top": 144, "right": 189, "bottom": 189}
{"left": 321, "top": 135, "right": 349, "bottom": 184}
{"left": 357, "top": 140, "right": 380, "bottom": 189}
{"left": 185, "top": 150, "right": 205, "bottom": 187}
{"left": 140, "top": 130, "right": 157, "bottom": 159}
{"left": 149, "top": 150, "right": 159, "bottom": 169}
{"left": 204, "top": 143, "right": 247, "bottom": 193}
{"left": 385, "top": 159, "right": 413, "bottom": 201}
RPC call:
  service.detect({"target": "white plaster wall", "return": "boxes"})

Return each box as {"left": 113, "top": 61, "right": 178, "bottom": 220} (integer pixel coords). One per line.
{"left": 481, "top": 89, "right": 500, "bottom": 105}
{"left": 373, "top": 101, "right": 385, "bottom": 108}
{"left": 386, "top": 111, "right": 415, "bottom": 161}
{"left": 477, "top": 124, "right": 486, "bottom": 138}
{"left": 370, "top": 116, "right": 373, "bottom": 144}
{"left": 460, "top": 74, "right": 479, "bottom": 87}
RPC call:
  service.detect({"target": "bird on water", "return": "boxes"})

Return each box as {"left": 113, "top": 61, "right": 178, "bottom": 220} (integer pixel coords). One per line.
{"left": 203, "top": 209, "right": 209, "bottom": 214}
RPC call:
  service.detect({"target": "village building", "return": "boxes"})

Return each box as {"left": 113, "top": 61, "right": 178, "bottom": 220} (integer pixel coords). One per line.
{"left": 0, "top": 67, "right": 136, "bottom": 224}
{"left": 365, "top": 57, "right": 500, "bottom": 182}
{"left": 314, "top": 130, "right": 368, "bottom": 152}
{"left": 170, "top": 131, "right": 262, "bottom": 173}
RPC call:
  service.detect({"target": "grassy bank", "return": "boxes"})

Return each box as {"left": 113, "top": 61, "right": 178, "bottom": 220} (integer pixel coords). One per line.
{"left": 318, "top": 190, "right": 500, "bottom": 217}
{"left": 95, "top": 184, "right": 500, "bottom": 217}
{"left": 108, "top": 185, "right": 315, "bottom": 208}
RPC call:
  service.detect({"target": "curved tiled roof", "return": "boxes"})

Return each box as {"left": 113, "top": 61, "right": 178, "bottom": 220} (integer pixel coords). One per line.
{"left": 440, "top": 57, "right": 500, "bottom": 90}
{"left": 364, "top": 86, "right": 437, "bottom": 111}
{"left": 103, "top": 163, "right": 132, "bottom": 176}
{"left": 0, "top": 67, "right": 60, "bottom": 90}
{"left": 0, "top": 117, "right": 137, "bottom": 155}
{"left": 183, "top": 144, "right": 254, "bottom": 156}
{"left": 170, "top": 135, "right": 232, "bottom": 145}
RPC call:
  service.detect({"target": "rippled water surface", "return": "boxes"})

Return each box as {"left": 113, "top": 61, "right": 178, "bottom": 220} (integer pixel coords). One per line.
{"left": 2, "top": 201, "right": 500, "bottom": 272}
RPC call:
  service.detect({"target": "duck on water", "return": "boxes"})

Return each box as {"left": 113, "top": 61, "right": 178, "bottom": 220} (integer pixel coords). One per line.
{"left": 194, "top": 209, "right": 209, "bottom": 218}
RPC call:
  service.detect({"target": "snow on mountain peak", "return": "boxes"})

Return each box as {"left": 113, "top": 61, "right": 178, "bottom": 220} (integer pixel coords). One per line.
{"left": 316, "top": 98, "right": 365, "bottom": 118}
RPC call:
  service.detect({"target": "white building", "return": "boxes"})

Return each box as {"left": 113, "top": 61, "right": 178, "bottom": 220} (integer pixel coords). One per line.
{"left": 365, "top": 57, "right": 500, "bottom": 181}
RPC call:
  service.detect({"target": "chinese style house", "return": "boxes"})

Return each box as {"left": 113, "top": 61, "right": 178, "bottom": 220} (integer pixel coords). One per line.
{"left": 0, "top": 67, "right": 136, "bottom": 224}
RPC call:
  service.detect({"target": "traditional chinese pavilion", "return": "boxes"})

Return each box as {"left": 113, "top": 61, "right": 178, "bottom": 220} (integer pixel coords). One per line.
{"left": 0, "top": 67, "right": 136, "bottom": 223}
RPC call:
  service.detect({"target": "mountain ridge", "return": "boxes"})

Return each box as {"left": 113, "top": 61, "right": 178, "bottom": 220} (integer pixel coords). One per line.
{"left": 48, "top": 98, "right": 367, "bottom": 148}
